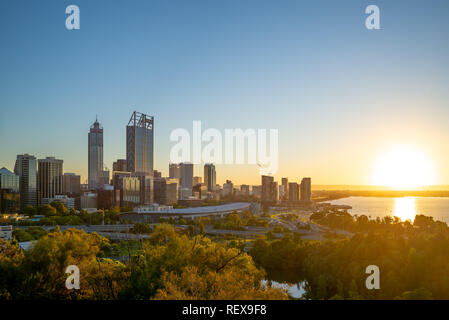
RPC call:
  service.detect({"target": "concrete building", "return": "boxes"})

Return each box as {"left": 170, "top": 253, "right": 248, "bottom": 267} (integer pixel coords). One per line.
{"left": 251, "top": 185, "right": 262, "bottom": 199}
{"left": 169, "top": 163, "right": 181, "bottom": 180}
{"left": 288, "top": 182, "right": 299, "bottom": 201}
{"left": 112, "top": 159, "right": 127, "bottom": 172}
{"left": 204, "top": 163, "right": 216, "bottom": 192}
{"left": 281, "top": 178, "right": 288, "bottom": 200}
{"left": 193, "top": 176, "right": 202, "bottom": 186}
{"left": 0, "top": 225, "right": 13, "bottom": 241}
{"left": 300, "top": 177, "right": 312, "bottom": 201}
{"left": 178, "top": 162, "right": 193, "bottom": 199}
{"left": 88, "top": 118, "right": 104, "bottom": 189}
{"left": 240, "top": 184, "right": 250, "bottom": 196}
{"left": 81, "top": 192, "right": 98, "bottom": 211}
{"left": 41, "top": 195, "right": 75, "bottom": 209}
{"left": 222, "top": 180, "right": 233, "bottom": 197}
{"left": 261, "top": 175, "right": 277, "bottom": 203}
{"left": 153, "top": 170, "right": 162, "bottom": 179}
{"left": 154, "top": 177, "right": 178, "bottom": 205}
{"left": 62, "top": 173, "right": 80, "bottom": 194}
{"left": 38, "top": 157, "right": 63, "bottom": 203}
{"left": 14, "top": 154, "right": 37, "bottom": 209}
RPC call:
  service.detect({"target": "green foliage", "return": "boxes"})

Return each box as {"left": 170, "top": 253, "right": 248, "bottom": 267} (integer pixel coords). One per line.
{"left": 251, "top": 214, "right": 449, "bottom": 300}
{"left": 130, "top": 223, "right": 152, "bottom": 234}
{"left": 0, "top": 225, "right": 286, "bottom": 300}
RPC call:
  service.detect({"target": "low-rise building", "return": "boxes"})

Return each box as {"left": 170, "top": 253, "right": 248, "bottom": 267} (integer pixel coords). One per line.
{"left": 0, "top": 225, "right": 13, "bottom": 241}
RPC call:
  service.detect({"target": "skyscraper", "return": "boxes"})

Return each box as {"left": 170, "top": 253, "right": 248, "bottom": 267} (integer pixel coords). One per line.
{"left": 88, "top": 118, "right": 104, "bottom": 189}
{"left": 288, "top": 182, "right": 299, "bottom": 201}
{"left": 126, "top": 111, "right": 154, "bottom": 174}
{"left": 63, "top": 173, "right": 81, "bottom": 194}
{"left": 204, "top": 163, "right": 216, "bottom": 192}
{"left": 180, "top": 162, "right": 193, "bottom": 190}
{"left": 0, "top": 167, "right": 20, "bottom": 213}
{"left": 281, "top": 178, "right": 288, "bottom": 200}
{"left": 177, "top": 162, "right": 193, "bottom": 199}
{"left": 169, "top": 163, "right": 181, "bottom": 180}
{"left": 261, "top": 175, "right": 277, "bottom": 203}
{"left": 38, "top": 157, "right": 63, "bottom": 202}
{"left": 14, "top": 154, "right": 37, "bottom": 209}
{"left": 300, "top": 177, "right": 312, "bottom": 201}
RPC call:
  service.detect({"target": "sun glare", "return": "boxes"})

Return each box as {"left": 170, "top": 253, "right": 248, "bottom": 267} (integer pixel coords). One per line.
{"left": 372, "top": 147, "right": 436, "bottom": 189}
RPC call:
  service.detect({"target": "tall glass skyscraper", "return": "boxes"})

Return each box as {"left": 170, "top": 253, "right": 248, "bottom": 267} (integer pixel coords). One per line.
{"left": 126, "top": 111, "right": 154, "bottom": 174}
{"left": 126, "top": 111, "right": 154, "bottom": 204}
{"left": 88, "top": 118, "right": 103, "bottom": 190}
{"left": 14, "top": 154, "right": 37, "bottom": 209}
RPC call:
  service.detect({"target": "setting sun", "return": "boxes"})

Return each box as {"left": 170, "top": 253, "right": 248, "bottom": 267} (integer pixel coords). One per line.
{"left": 372, "top": 147, "right": 437, "bottom": 189}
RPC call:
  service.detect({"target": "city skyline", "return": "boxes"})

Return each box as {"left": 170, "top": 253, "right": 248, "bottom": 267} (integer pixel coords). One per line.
{"left": 1, "top": 0, "right": 449, "bottom": 186}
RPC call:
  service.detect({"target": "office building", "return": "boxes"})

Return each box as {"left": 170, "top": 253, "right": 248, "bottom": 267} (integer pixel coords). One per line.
{"left": 81, "top": 192, "right": 98, "bottom": 211}
{"left": 288, "top": 182, "right": 299, "bottom": 201}
{"left": 261, "top": 175, "right": 277, "bottom": 203}
{"left": 240, "top": 184, "right": 250, "bottom": 196}
{"left": 0, "top": 226, "right": 13, "bottom": 241}
{"left": 38, "top": 157, "right": 63, "bottom": 203}
{"left": 126, "top": 111, "right": 154, "bottom": 174}
{"left": 41, "top": 195, "right": 75, "bottom": 210}
{"left": 281, "top": 178, "right": 288, "bottom": 200}
{"left": 14, "top": 154, "right": 37, "bottom": 209}
{"left": 252, "top": 185, "right": 262, "bottom": 199}
{"left": 0, "top": 168, "right": 20, "bottom": 213}
{"left": 154, "top": 177, "right": 178, "bottom": 205}
{"left": 300, "top": 177, "right": 312, "bottom": 201}
{"left": 169, "top": 163, "right": 181, "bottom": 180}
{"left": 177, "top": 162, "right": 193, "bottom": 199}
{"left": 204, "top": 163, "right": 216, "bottom": 192}
{"left": 193, "top": 176, "right": 202, "bottom": 186}
{"left": 62, "top": 173, "right": 80, "bottom": 194}
{"left": 112, "top": 159, "right": 127, "bottom": 172}
{"left": 88, "top": 118, "right": 104, "bottom": 189}
{"left": 154, "top": 170, "right": 162, "bottom": 179}
{"left": 223, "top": 180, "right": 233, "bottom": 197}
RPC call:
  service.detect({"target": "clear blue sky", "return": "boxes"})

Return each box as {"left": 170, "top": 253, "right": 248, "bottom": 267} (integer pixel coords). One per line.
{"left": 1, "top": 0, "right": 448, "bottom": 185}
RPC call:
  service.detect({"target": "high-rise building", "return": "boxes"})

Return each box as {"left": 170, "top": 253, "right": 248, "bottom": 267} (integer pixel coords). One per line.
{"left": 261, "top": 175, "right": 277, "bottom": 203}
{"left": 169, "top": 163, "right": 181, "bottom": 180}
{"left": 88, "top": 118, "right": 104, "bottom": 189}
{"left": 154, "top": 177, "right": 178, "bottom": 205}
{"left": 126, "top": 111, "right": 154, "bottom": 174}
{"left": 252, "top": 185, "right": 262, "bottom": 199}
{"left": 0, "top": 167, "right": 20, "bottom": 213}
{"left": 223, "top": 180, "right": 234, "bottom": 196}
{"left": 63, "top": 173, "right": 81, "bottom": 194}
{"left": 288, "top": 182, "right": 299, "bottom": 201}
{"left": 300, "top": 177, "right": 312, "bottom": 201}
{"left": 193, "top": 176, "right": 202, "bottom": 186}
{"left": 112, "top": 159, "right": 127, "bottom": 172}
{"left": 132, "top": 172, "right": 153, "bottom": 204}
{"left": 38, "top": 157, "right": 63, "bottom": 203}
{"left": 180, "top": 162, "right": 193, "bottom": 190}
{"left": 281, "top": 178, "right": 288, "bottom": 200}
{"left": 153, "top": 170, "right": 162, "bottom": 179}
{"left": 204, "top": 163, "right": 216, "bottom": 192}
{"left": 240, "top": 184, "right": 250, "bottom": 196}
{"left": 14, "top": 154, "right": 37, "bottom": 209}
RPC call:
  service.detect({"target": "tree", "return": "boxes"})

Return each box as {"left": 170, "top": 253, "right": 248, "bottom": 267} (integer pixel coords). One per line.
{"left": 130, "top": 223, "right": 152, "bottom": 234}
{"left": 23, "top": 205, "right": 37, "bottom": 216}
